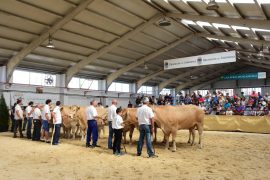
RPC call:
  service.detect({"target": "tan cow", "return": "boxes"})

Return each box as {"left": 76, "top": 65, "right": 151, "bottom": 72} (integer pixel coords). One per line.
{"left": 61, "top": 105, "right": 80, "bottom": 139}
{"left": 73, "top": 107, "right": 107, "bottom": 141}
{"left": 153, "top": 105, "right": 204, "bottom": 151}
{"left": 121, "top": 108, "right": 138, "bottom": 144}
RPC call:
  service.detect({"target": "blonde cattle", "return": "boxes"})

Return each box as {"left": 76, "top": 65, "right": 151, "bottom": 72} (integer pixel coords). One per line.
{"left": 61, "top": 105, "right": 80, "bottom": 139}
{"left": 73, "top": 107, "right": 107, "bottom": 141}
{"left": 153, "top": 105, "right": 204, "bottom": 151}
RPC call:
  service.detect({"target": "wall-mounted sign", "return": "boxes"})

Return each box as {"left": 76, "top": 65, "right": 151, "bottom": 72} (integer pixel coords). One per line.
{"left": 220, "top": 72, "right": 266, "bottom": 80}
{"left": 164, "top": 51, "right": 236, "bottom": 70}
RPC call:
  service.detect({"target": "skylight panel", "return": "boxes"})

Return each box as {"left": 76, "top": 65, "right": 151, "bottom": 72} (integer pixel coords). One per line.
{"left": 257, "top": 0, "right": 270, "bottom": 4}
{"left": 231, "top": 25, "right": 250, "bottom": 31}
{"left": 196, "top": 21, "right": 212, "bottom": 27}
{"left": 212, "top": 23, "right": 230, "bottom": 29}
{"left": 252, "top": 28, "right": 270, "bottom": 33}
{"left": 181, "top": 19, "right": 196, "bottom": 26}
{"left": 229, "top": 0, "right": 254, "bottom": 3}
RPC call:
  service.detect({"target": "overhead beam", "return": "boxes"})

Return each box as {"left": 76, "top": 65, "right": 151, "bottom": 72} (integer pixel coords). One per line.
{"left": 175, "top": 64, "right": 236, "bottom": 90}
{"left": 197, "top": 33, "right": 270, "bottom": 47}
{"left": 105, "top": 33, "right": 194, "bottom": 88}
{"left": 136, "top": 70, "right": 164, "bottom": 90}
{"left": 166, "top": 13, "right": 270, "bottom": 30}
{"left": 65, "top": 13, "right": 162, "bottom": 86}
{"left": 158, "top": 67, "right": 204, "bottom": 93}
{"left": 241, "top": 61, "right": 270, "bottom": 70}
{"left": 192, "top": 66, "right": 245, "bottom": 90}
{"left": 6, "top": 0, "right": 94, "bottom": 82}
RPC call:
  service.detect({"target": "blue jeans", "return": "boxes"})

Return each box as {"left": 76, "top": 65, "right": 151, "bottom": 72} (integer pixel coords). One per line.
{"left": 52, "top": 124, "right": 61, "bottom": 145}
{"left": 42, "top": 120, "right": 49, "bottom": 132}
{"left": 137, "top": 124, "right": 154, "bottom": 156}
{"left": 108, "top": 121, "right": 113, "bottom": 149}
{"left": 26, "top": 117, "right": 33, "bottom": 139}
{"left": 86, "top": 120, "right": 98, "bottom": 146}
{"left": 23, "top": 117, "right": 27, "bottom": 130}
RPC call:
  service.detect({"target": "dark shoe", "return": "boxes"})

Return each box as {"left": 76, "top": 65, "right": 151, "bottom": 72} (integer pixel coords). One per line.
{"left": 86, "top": 144, "right": 91, "bottom": 148}
{"left": 20, "top": 135, "right": 24, "bottom": 138}
{"left": 13, "top": 135, "right": 17, "bottom": 138}
{"left": 137, "top": 153, "right": 141, "bottom": 156}
{"left": 148, "top": 155, "right": 158, "bottom": 158}
{"left": 45, "top": 141, "right": 51, "bottom": 143}
{"left": 92, "top": 144, "right": 101, "bottom": 148}
{"left": 52, "top": 143, "right": 58, "bottom": 145}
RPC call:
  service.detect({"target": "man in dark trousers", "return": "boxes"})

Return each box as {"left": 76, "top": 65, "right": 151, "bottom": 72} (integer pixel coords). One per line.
{"left": 14, "top": 99, "right": 24, "bottom": 138}
{"left": 52, "top": 101, "right": 62, "bottom": 145}
{"left": 32, "top": 104, "right": 42, "bottom": 141}
{"left": 85, "top": 100, "right": 100, "bottom": 148}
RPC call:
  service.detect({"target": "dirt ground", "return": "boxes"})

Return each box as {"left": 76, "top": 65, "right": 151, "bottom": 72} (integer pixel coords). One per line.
{"left": 0, "top": 128, "right": 269, "bottom": 180}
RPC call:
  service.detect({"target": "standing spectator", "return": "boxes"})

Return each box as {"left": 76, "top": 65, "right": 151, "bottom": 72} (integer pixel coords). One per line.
{"left": 13, "top": 99, "right": 24, "bottom": 138}
{"left": 25, "top": 101, "right": 34, "bottom": 139}
{"left": 136, "top": 97, "right": 157, "bottom": 158}
{"left": 112, "top": 107, "right": 124, "bottom": 156}
{"left": 32, "top": 104, "right": 42, "bottom": 141}
{"left": 107, "top": 99, "right": 117, "bottom": 149}
{"left": 10, "top": 103, "right": 16, "bottom": 132}
{"left": 52, "top": 101, "right": 62, "bottom": 145}
{"left": 86, "top": 100, "right": 100, "bottom": 148}
{"left": 41, "top": 99, "right": 52, "bottom": 143}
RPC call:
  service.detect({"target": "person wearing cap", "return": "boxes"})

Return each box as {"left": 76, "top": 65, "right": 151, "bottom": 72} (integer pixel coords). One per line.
{"left": 41, "top": 99, "right": 52, "bottom": 143}
{"left": 112, "top": 107, "right": 124, "bottom": 156}
{"left": 86, "top": 100, "right": 100, "bottom": 148}
{"left": 107, "top": 99, "right": 117, "bottom": 149}
{"left": 52, "top": 101, "right": 62, "bottom": 145}
{"left": 25, "top": 101, "right": 34, "bottom": 139}
{"left": 32, "top": 104, "right": 42, "bottom": 141}
{"left": 136, "top": 97, "right": 157, "bottom": 158}
{"left": 14, "top": 99, "right": 24, "bottom": 138}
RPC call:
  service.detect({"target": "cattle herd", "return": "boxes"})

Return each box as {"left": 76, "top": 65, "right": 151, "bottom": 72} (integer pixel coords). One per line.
{"left": 60, "top": 105, "right": 204, "bottom": 152}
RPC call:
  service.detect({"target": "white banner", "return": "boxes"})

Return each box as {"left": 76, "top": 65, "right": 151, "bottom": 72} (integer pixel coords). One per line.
{"left": 164, "top": 51, "right": 236, "bottom": 70}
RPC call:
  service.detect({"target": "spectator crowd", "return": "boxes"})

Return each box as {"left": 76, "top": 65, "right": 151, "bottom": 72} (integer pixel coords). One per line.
{"left": 136, "top": 90, "right": 270, "bottom": 116}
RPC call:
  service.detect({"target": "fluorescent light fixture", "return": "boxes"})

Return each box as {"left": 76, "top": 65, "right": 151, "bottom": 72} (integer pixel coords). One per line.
{"left": 207, "top": 0, "right": 219, "bottom": 10}
{"left": 46, "top": 34, "right": 55, "bottom": 49}
{"left": 257, "top": 0, "right": 270, "bottom": 4}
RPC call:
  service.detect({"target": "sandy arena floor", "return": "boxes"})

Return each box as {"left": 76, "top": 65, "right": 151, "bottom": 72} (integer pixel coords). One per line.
{"left": 0, "top": 128, "right": 269, "bottom": 180}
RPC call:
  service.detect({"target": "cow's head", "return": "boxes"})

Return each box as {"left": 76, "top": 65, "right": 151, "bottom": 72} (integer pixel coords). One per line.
{"left": 68, "top": 105, "right": 80, "bottom": 119}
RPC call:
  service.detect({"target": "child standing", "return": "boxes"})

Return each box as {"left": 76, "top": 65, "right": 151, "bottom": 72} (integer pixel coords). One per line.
{"left": 112, "top": 107, "right": 124, "bottom": 156}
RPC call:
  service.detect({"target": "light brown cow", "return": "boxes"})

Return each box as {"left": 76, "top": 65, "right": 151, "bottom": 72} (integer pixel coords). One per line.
{"left": 121, "top": 108, "right": 138, "bottom": 144}
{"left": 61, "top": 105, "right": 80, "bottom": 139}
{"left": 153, "top": 105, "right": 204, "bottom": 151}
{"left": 73, "top": 107, "right": 107, "bottom": 141}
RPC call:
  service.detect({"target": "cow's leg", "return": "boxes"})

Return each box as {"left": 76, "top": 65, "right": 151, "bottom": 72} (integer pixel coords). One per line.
{"left": 197, "top": 125, "right": 203, "bottom": 149}
{"left": 98, "top": 126, "right": 101, "bottom": 138}
{"left": 191, "top": 128, "right": 196, "bottom": 146}
{"left": 71, "top": 126, "right": 76, "bottom": 140}
{"left": 123, "top": 130, "right": 127, "bottom": 144}
{"left": 164, "top": 133, "right": 170, "bottom": 150}
{"left": 172, "top": 131, "right": 177, "bottom": 152}
{"left": 129, "top": 126, "right": 135, "bottom": 145}
{"left": 153, "top": 124, "right": 157, "bottom": 143}
{"left": 187, "top": 129, "right": 192, "bottom": 144}
{"left": 102, "top": 125, "right": 105, "bottom": 137}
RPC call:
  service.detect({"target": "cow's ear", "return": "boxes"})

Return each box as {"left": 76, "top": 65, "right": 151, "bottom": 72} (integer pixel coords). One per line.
{"left": 60, "top": 107, "right": 63, "bottom": 111}
{"left": 77, "top": 106, "right": 80, "bottom": 110}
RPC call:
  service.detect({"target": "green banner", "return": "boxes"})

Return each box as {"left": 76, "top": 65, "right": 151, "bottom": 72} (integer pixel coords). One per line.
{"left": 220, "top": 72, "right": 266, "bottom": 80}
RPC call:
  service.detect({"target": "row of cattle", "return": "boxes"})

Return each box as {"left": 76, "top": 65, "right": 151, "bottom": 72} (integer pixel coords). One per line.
{"left": 60, "top": 105, "right": 205, "bottom": 151}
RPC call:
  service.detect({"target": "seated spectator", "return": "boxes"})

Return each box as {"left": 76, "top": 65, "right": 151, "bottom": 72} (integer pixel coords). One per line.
{"left": 234, "top": 103, "right": 244, "bottom": 115}
{"left": 223, "top": 100, "right": 231, "bottom": 110}
{"left": 244, "top": 106, "right": 252, "bottom": 116}
{"left": 226, "top": 107, "right": 233, "bottom": 115}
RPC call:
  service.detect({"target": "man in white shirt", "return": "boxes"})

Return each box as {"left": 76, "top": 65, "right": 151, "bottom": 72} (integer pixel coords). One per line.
{"left": 107, "top": 99, "right": 117, "bottom": 149}
{"left": 136, "top": 97, "right": 157, "bottom": 158}
{"left": 52, "top": 101, "right": 62, "bottom": 145}
{"left": 41, "top": 99, "right": 52, "bottom": 143}
{"left": 86, "top": 100, "right": 100, "bottom": 148}
{"left": 25, "top": 101, "right": 34, "bottom": 139}
{"left": 32, "top": 104, "right": 42, "bottom": 141}
{"left": 14, "top": 99, "right": 24, "bottom": 138}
